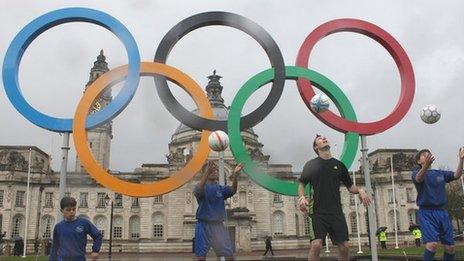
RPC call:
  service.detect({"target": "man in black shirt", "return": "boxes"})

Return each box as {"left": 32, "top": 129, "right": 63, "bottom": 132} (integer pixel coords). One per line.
{"left": 298, "top": 135, "right": 371, "bottom": 261}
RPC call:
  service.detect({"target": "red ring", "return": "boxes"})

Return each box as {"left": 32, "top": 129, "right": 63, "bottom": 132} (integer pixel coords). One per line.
{"left": 296, "top": 19, "right": 415, "bottom": 135}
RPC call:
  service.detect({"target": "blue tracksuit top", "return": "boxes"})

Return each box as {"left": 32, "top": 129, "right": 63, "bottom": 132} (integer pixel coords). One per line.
{"left": 49, "top": 217, "right": 102, "bottom": 261}
{"left": 194, "top": 183, "right": 235, "bottom": 222}
{"left": 411, "top": 169, "right": 455, "bottom": 208}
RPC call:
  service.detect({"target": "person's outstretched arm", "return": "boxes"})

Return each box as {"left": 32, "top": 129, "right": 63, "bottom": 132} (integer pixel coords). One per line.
{"left": 340, "top": 163, "right": 371, "bottom": 207}
{"left": 415, "top": 153, "right": 434, "bottom": 183}
{"left": 347, "top": 185, "right": 371, "bottom": 207}
{"left": 453, "top": 147, "right": 464, "bottom": 179}
{"left": 194, "top": 162, "right": 213, "bottom": 199}
{"left": 230, "top": 163, "right": 244, "bottom": 194}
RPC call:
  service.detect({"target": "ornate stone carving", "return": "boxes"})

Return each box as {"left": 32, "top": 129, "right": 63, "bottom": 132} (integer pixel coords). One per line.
{"left": 33, "top": 156, "right": 45, "bottom": 172}
{"left": 392, "top": 152, "right": 415, "bottom": 171}
{"left": 0, "top": 150, "right": 28, "bottom": 172}
{"left": 166, "top": 148, "right": 186, "bottom": 164}
{"left": 248, "top": 147, "right": 270, "bottom": 162}
{"left": 247, "top": 190, "right": 253, "bottom": 203}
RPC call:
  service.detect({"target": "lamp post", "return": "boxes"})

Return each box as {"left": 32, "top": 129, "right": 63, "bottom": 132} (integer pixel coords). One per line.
{"left": 104, "top": 194, "right": 114, "bottom": 260}
{"left": 352, "top": 171, "right": 363, "bottom": 254}
{"left": 390, "top": 156, "right": 399, "bottom": 249}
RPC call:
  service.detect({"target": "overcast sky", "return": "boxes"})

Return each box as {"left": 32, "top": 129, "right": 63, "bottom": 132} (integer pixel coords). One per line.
{"left": 1, "top": 0, "right": 463, "bottom": 174}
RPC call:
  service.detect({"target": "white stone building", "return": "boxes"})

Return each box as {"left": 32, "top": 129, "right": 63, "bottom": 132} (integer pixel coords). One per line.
{"left": 0, "top": 52, "right": 436, "bottom": 254}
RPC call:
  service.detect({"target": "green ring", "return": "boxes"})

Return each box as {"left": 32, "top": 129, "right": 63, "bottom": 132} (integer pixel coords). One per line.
{"left": 228, "top": 66, "right": 359, "bottom": 196}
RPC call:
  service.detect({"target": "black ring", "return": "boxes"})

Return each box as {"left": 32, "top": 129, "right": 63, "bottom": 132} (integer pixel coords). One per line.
{"left": 154, "top": 11, "right": 285, "bottom": 132}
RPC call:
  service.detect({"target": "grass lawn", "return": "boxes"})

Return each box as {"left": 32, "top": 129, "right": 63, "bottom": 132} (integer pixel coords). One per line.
{"left": 1, "top": 245, "right": 463, "bottom": 260}
{"left": 354, "top": 244, "right": 464, "bottom": 257}
{"left": 0, "top": 256, "right": 47, "bottom": 261}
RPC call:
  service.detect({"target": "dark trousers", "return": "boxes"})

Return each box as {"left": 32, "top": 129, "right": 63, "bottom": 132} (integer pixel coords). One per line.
{"left": 415, "top": 238, "right": 421, "bottom": 247}
{"left": 380, "top": 241, "right": 387, "bottom": 249}
{"left": 264, "top": 245, "right": 274, "bottom": 256}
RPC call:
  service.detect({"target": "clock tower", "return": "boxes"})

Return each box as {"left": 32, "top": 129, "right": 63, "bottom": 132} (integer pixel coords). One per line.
{"left": 75, "top": 50, "right": 113, "bottom": 172}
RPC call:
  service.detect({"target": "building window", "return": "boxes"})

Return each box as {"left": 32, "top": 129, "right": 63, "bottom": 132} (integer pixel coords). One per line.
{"left": 248, "top": 191, "right": 253, "bottom": 204}
{"left": 388, "top": 210, "right": 401, "bottom": 231}
{"left": 152, "top": 213, "right": 164, "bottom": 238}
{"left": 304, "top": 215, "right": 311, "bottom": 236}
{"left": 65, "top": 192, "right": 71, "bottom": 198}
{"left": 113, "top": 216, "right": 123, "bottom": 239}
{"left": 131, "top": 197, "right": 139, "bottom": 208}
{"left": 153, "top": 195, "right": 163, "bottom": 204}
{"left": 272, "top": 211, "right": 284, "bottom": 236}
{"left": 408, "top": 210, "right": 417, "bottom": 224}
{"left": 365, "top": 213, "right": 369, "bottom": 233}
{"left": 97, "top": 193, "right": 106, "bottom": 208}
{"left": 350, "top": 213, "right": 357, "bottom": 234}
{"left": 295, "top": 214, "right": 300, "bottom": 237}
{"left": 0, "top": 215, "right": 2, "bottom": 232}
{"left": 406, "top": 188, "right": 415, "bottom": 203}
{"left": 129, "top": 216, "right": 140, "bottom": 239}
{"left": 273, "top": 193, "right": 282, "bottom": 203}
{"left": 15, "top": 191, "right": 25, "bottom": 207}
{"left": 41, "top": 216, "right": 54, "bottom": 239}
{"left": 349, "top": 194, "right": 355, "bottom": 206}
{"left": 387, "top": 189, "right": 394, "bottom": 203}
{"left": 94, "top": 215, "right": 107, "bottom": 239}
{"left": 44, "top": 192, "right": 54, "bottom": 208}
{"left": 114, "top": 193, "right": 123, "bottom": 208}
{"left": 239, "top": 191, "right": 247, "bottom": 208}
{"left": 0, "top": 190, "right": 4, "bottom": 207}
{"left": 11, "top": 215, "right": 24, "bottom": 238}
{"left": 79, "top": 193, "right": 88, "bottom": 208}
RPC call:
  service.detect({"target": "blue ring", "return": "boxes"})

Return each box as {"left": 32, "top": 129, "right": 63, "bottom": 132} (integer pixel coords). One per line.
{"left": 2, "top": 8, "right": 140, "bottom": 132}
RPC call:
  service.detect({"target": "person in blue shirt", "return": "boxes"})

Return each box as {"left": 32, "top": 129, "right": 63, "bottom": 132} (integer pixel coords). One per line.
{"left": 412, "top": 148, "right": 463, "bottom": 261}
{"left": 49, "top": 197, "right": 102, "bottom": 261}
{"left": 193, "top": 161, "right": 243, "bottom": 261}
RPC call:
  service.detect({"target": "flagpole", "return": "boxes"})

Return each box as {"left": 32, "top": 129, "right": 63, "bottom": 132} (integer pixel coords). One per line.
{"left": 22, "top": 148, "right": 32, "bottom": 257}
{"left": 219, "top": 150, "right": 226, "bottom": 261}
{"left": 56, "top": 132, "right": 70, "bottom": 223}
{"left": 390, "top": 156, "right": 399, "bottom": 249}
{"left": 361, "top": 136, "right": 378, "bottom": 261}
{"left": 353, "top": 171, "right": 363, "bottom": 254}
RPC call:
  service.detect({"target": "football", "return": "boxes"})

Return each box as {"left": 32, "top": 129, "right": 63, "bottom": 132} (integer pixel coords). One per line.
{"left": 310, "top": 93, "right": 330, "bottom": 113}
{"left": 420, "top": 105, "right": 441, "bottom": 124}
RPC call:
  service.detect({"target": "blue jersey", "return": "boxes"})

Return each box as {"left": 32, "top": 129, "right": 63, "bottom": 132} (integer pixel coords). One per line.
{"left": 411, "top": 169, "right": 455, "bottom": 208}
{"left": 49, "top": 217, "right": 102, "bottom": 261}
{"left": 194, "top": 183, "right": 235, "bottom": 222}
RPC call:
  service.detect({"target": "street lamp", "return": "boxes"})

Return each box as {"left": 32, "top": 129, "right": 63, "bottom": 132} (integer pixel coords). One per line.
{"left": 104, "top": 194, "right": 114, "bottom": 260}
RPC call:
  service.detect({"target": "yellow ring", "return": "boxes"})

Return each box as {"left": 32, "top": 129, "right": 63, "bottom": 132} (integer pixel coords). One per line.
{"left": 73, "top": 62, "right": 213, "bottom": 197}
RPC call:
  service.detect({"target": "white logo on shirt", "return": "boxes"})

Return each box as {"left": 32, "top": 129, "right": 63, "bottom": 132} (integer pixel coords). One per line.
{"left": 75, "top": 225, "right": 84, "bottom": 233}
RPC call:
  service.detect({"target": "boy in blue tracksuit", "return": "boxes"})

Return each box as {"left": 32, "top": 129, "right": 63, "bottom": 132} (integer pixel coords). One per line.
{"left": 193, "top": 161, "right": 243, "bottom": 261}
{"left": 49, "top": 197, "right": 102, "bottom": 261}
{"left": 412, "top": 148, "right": 463, "bottom": 261}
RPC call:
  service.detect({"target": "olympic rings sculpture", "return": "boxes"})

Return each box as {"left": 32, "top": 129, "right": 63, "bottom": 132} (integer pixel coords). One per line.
{"left": 2, "top": 8, "right": 415, "bottom": 197}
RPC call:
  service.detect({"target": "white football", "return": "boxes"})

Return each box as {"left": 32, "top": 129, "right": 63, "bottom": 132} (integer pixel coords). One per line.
{"left": 420, "top": 104, "right": 441, "bottom": 124}
{"left": 310, "top": 93, "right": 330, "bottom": 113}
{"left": 208, "top": 130, "right": 229, "bottom": 152}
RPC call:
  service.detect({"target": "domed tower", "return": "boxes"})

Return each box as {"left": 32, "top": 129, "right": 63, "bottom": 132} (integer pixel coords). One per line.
{"left": 145, "top": 71, "right": 299, "bottom": 252}
{"left": 75, "top": 50, "right": 113, "bottom": 172}
{"left": 167, "top": 70, "right": 268, "bottom": 169}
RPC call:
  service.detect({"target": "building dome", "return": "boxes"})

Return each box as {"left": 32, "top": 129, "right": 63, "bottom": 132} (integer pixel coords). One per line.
{"left": 172, "top": 70, "right": 255, "bottom": 138}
